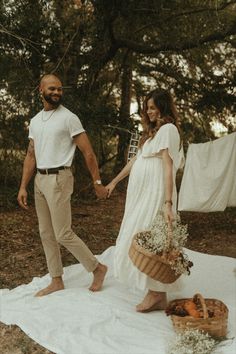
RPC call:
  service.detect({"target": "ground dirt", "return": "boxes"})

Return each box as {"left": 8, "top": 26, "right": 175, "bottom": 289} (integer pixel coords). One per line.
{"left": 1, "top": 190, "right": 235, "bottom": 354}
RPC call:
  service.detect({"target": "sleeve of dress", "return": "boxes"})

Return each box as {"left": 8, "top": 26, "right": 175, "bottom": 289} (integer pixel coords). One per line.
{"left": 143, "top": 123, "right": 184, "bottom": 170}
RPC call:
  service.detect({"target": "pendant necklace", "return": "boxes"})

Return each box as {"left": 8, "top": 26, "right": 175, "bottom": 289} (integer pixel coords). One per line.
{"left": 41, "top": 108, "right": 57, "bottom": 122}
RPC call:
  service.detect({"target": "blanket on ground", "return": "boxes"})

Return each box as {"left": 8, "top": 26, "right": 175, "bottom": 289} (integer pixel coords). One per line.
{"left": 1, "top": 247, "right": 235, "bottom": 354}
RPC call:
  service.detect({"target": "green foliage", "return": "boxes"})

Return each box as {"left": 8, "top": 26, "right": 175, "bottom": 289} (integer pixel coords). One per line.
{"left": 0, "top": 0, "right": 235, "bottom": 208}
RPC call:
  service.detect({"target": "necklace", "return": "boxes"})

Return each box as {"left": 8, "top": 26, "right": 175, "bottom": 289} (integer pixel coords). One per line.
{"left": 41, "top": 108, "right": 57, "bottom": 122}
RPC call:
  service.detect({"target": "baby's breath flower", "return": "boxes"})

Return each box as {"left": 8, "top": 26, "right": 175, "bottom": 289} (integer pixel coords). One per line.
{"left": 168, "top": 329, "right": 217, "bottom": 354}
{"left": 135, "top": 212, "right": 192, "bottom": 275}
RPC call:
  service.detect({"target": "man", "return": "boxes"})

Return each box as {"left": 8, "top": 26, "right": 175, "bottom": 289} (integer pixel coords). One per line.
{"left": 17, "top": 74, "right": 108, "bottom": 296}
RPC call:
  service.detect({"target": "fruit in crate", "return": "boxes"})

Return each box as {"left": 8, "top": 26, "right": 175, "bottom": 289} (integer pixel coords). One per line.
{"left": 184, "top": 300, "right": 201, "bottom": 318}
{"left": 166, "top": 300, "right": 201, "bottom": 318}
{"left": 165, "top": 304, "right": 188, "bottom": 317}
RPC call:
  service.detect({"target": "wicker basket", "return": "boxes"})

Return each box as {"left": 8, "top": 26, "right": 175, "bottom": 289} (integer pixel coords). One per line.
{"left": 128, "top": 233, "right": 181, "bottom": 284}
{"left": 168, "top": 293, "right": 228, "bottom": 338}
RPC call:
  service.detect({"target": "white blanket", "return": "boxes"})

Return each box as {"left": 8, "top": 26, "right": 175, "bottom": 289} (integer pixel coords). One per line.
{"left": 178, "top": 132, "right": 236, "bottom": 212}
{"left": 1, "top": 247, "right": 236, "bottom": 354}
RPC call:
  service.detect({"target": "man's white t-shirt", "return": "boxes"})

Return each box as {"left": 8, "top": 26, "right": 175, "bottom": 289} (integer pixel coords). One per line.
{"left": 28, "top": 105, "right": 85, "bottom": 169}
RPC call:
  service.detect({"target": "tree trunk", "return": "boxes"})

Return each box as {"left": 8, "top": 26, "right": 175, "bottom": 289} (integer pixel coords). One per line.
{"left": 114, "top": 51, "right": 133, "bottom": 173}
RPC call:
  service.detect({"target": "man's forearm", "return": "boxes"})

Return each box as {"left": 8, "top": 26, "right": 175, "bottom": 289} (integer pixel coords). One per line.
{"left": 83, "top": 151, "right": 101, "bottom": 182}
{"left": 20, "top": 155, "right": 36, "bottom": 188}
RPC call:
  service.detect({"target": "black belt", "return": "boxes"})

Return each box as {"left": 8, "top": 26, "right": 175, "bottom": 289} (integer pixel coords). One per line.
{"left": 37, "top": 166, "right": 70, "bottom": 175}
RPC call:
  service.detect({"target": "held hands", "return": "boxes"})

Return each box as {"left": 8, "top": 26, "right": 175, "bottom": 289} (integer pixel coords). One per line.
{"left": 94, "top": 184, "right": 108, "bottom": 199}
{"left": 17, "top": 187, "right": 28, "bottom": 210}
{"left": 95, "top": 180, "right": 116, "bottom": 199}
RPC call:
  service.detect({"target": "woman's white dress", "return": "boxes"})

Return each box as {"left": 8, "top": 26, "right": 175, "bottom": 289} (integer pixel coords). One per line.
{"left": 114, "top": 123, "right": 185, "bottom": 292}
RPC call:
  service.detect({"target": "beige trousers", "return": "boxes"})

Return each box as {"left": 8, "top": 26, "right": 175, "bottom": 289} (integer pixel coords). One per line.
{"left": 34, "top": 169, "right": 98, "bottom": 278}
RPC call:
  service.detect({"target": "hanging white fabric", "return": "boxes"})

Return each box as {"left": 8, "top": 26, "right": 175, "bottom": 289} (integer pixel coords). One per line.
{"left": 178, "top": 132, "right": 236, "bottom": 212}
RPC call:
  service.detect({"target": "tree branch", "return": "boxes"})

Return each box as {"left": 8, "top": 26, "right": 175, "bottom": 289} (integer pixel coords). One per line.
{"left": 133, "top": 1, "right": 236, "bottom": 35}
{"left": 51, "top": 28, "right": 80, "bottom": 74}
{"left": 116, "top": 21, "right": 236, "bottom": 54}
{"left": 0, "top": 25, "right": 42, "bottom": 54}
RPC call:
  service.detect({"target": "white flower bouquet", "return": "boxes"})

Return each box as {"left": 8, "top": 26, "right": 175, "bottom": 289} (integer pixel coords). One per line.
{"left": 128, "top": 211, "right": 192, "bottom": 283}
{"left": 168, "top": 329, "right": 220, "bottom": 354}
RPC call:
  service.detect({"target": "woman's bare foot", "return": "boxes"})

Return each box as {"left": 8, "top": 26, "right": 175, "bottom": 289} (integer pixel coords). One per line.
{"left": 136, "top": 290, "right": 167, "bottom": 313}
{"left": 89, "top": 263, "right": 108, "bottom": 292}
{"left": 35, "top": 277, "right": 64, "bottom": 297}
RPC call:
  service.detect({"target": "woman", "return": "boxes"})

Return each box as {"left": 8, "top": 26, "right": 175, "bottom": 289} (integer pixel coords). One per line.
{"left": 106, "top": 89, "right": 184, "bottom": 312}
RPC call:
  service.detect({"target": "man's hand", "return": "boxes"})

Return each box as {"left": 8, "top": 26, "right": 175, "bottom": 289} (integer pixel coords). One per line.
{"left": 94, "top": 185, "right": 108, "bottom": 199}
{"left": 17, "top": 187, "right": 28, "bottom": 209}
{"left": 17, "top": 139, "right": 36, "bottom": 210}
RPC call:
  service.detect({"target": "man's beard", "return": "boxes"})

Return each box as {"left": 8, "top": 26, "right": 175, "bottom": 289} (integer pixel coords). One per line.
{"left": 42, "top": 93, "right": 62, "bottom": 107}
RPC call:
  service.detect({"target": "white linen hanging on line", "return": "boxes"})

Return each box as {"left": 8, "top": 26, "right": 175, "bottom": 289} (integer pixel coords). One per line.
{"left": 178, "top": 132, "right": 236, "bottom": 212}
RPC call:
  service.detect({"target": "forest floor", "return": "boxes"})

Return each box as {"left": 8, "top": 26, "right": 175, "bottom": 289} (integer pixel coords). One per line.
{"left": 1, "top": 190, "right": 236, "bottom": 354}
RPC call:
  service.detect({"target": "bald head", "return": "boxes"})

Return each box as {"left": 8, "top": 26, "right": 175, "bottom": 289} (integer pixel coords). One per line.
{"left": 40, "top": 74, "right": 62, "bottom": 89}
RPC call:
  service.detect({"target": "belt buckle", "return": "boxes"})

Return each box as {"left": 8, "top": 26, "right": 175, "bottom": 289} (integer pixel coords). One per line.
{"left": 45, "top": 169, "right": 49, "bottom": 175}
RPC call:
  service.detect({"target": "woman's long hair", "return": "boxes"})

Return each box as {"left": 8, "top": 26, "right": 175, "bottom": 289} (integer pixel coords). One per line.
{"left": 139, "top": 89, "right": 181, "bottom": 147}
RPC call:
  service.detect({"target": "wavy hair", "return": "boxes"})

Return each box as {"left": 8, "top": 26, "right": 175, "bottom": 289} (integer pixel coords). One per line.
{"left": 139, "top": 89, "right": 181, "bottom": 147}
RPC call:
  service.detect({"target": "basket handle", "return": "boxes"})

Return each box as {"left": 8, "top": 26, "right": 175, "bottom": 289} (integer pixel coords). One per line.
{"left": 193, "top": 293, "right": 208, "bottom": 319}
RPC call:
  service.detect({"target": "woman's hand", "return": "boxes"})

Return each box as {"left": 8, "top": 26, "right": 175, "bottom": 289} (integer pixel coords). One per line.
{"left": 105, "top": 157, "right": 136, "bottom": 198}
{"left": 105, "top": 181, "right": 117, "bottom": 198}
{"left": 164, "top": 203, "right": 175, "bottom": 224}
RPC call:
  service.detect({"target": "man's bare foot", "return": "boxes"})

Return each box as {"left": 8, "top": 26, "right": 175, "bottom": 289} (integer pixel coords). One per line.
{"left": 35, "top": 277, "right": 64, "bottom": 297}
{"left": 89, "top": 263, "right": 108, "bottom": 292}
{"left": 136, "top": 291, "right": 167, "bottom": 313}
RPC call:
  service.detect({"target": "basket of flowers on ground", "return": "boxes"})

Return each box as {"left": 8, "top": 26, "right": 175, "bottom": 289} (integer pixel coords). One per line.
{"left": 128, "top": 212, "right": 193, "bottom": 284}
{"left": 166, "top": 293, "right": 228, "bottom": 338}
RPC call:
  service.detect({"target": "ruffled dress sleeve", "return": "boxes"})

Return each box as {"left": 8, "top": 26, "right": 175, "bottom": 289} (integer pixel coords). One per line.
{"left": 142, "top": 123, "right": 184, "bottom": 170}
